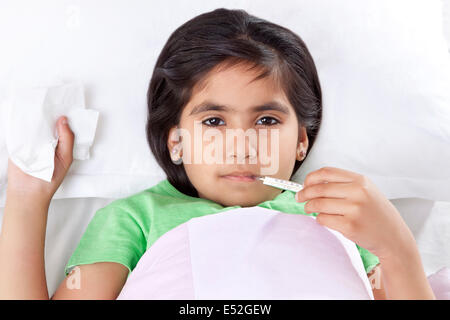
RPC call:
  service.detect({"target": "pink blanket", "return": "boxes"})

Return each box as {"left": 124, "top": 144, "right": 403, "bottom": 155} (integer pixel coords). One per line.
{"left": 117, "top": 206, "right": 450, "bottom": 299}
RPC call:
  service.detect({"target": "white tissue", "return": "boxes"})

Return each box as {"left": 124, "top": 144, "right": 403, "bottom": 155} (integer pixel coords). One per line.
{"left": 4, "top": 82, "right": 99, "bottom": 182}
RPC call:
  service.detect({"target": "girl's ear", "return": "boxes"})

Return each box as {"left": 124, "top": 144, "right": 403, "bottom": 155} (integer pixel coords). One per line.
{"left": 167, "top": 126, "right": 181, "bottom": 151}
{"left": 167, "top": 126, "right": 184, "bottom": 163}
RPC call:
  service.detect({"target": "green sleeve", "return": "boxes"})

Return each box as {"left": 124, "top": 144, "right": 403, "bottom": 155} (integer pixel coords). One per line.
{"left": 356, "top": 244, "right": 380, "bottom": 274}
{"left": 64, "top": 204, "right": 147, "bottom": 278}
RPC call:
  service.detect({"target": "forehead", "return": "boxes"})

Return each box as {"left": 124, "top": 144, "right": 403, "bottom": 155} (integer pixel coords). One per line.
{"left": 184, "top": 62, "right": 291, "bottom": 114}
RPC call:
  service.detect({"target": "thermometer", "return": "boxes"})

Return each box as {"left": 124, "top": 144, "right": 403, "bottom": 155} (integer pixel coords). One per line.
{"left": 257, "top": 176, "right": 304, "bottom": 192}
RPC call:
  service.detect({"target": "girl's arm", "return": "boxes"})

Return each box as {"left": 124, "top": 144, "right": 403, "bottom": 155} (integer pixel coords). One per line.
{"left": 0, "top": 117, "right": 128, "bottom": 299}
{"left": 51, "top": 262, "right": 129, "bottom": 300}
{"left": 368, "top": 252, "right": 435, "bottom": 300}
{"left": 375, "top": 246, "right": 434, "bottom": 299}
{"left": 0, "top": 191, "right": 52, "bottom": 299}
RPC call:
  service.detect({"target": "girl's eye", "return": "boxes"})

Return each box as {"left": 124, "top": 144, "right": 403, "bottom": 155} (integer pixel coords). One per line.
{"left": 256, "top": 116, "right": 280, "bottom": 126}
{"left": 202, "top": 117, "right": 225, "bottom": 127}
{"left": 202, "top": 116, "right": 280, "bottom": 127}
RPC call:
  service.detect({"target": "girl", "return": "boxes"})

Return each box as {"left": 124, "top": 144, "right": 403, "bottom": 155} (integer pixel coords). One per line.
{"left": 0, "top": 8, "right": 434, "bottom": 299}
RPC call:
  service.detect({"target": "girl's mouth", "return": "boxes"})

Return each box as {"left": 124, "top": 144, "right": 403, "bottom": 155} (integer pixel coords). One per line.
{"left": 220, "top": 172, "right": 259, "bottom": 182}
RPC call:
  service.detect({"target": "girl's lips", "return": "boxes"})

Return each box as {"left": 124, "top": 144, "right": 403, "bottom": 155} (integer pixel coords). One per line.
{"left": 221, "top": 175, "right": 257, "bottom": 182}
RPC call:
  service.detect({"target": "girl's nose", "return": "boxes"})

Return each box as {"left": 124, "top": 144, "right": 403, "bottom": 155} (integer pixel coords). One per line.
{"left": 224, "top": 130, "right": 258, "bottom": 163}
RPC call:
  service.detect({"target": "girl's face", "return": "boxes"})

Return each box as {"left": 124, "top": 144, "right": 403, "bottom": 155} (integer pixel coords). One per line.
{"left": 168, "top": 62, "right": 308, "bottom": 207}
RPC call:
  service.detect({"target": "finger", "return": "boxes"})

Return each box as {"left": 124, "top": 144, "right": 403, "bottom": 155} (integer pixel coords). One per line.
{"left": 303, "top": 198, "right": 356, "bottom": 216}
{"left": 55, "top": 116, "right": 74, "bottom": 160}
{"left": 303, "top": 166, "right": 362, "bottom": 187}
{"left": 296, "top": 181, "right": 355, "bottom": 202}
{"left": 315, "top": 213, "right": 347, "bottom": 232}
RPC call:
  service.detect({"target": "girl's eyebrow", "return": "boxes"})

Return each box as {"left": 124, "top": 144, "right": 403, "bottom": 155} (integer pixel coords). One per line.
{"left": 189, "top": 100, "right": 290, "bottom": 116}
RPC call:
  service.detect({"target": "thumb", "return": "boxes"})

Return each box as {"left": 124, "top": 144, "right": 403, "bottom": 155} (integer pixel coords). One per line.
{"left": 56, "top": 116, "right": 75, "bottom": 162}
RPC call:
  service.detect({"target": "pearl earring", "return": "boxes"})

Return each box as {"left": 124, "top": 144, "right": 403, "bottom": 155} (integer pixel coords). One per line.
{"left": 298, "top": 150, "right": 305, "bottom": 160}
{"left": 171, "top": 144, "right": 183, "bottom": 165}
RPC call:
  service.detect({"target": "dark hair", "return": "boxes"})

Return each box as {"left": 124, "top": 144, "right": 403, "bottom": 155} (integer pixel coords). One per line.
{"left": 146, "top": 8, "right": 322, "bottom": 197}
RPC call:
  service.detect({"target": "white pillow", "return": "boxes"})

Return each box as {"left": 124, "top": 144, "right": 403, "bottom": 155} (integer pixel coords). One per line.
{"left": 281, "top": 0, "right": 450, "bottom": 201}
{"left": 0, "top": 0, "right": 449, "bottom": 206}
{"left": 444, "top": 0, "right": 450, "bottom": 49}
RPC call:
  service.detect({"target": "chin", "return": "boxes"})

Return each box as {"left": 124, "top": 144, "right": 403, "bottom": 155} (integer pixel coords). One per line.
{"left": 217, "top": 193, "right": 264, "bottom": 208}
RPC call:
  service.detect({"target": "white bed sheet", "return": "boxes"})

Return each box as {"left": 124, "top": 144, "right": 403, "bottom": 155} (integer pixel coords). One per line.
{"left": 390, "top": 198, "right": 450, "bottom": 276}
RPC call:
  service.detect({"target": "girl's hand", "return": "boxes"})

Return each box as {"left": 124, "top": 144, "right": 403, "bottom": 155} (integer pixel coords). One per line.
{"left": 295, "top": 166, "right": 417, "bottom": 260}
{"left": 6, "top": 116, "right": 75, "bottom": 204}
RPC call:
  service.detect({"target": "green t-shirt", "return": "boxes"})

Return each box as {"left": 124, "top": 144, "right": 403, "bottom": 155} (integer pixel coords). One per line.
{"left": 65, "top": 179, "right": 379, "bottom": 277}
